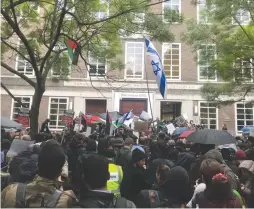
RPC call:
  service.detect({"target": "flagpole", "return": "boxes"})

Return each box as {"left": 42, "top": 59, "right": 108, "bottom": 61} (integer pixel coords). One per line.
{"left": 145, "top": 62, "right": 155, "bottom": 133}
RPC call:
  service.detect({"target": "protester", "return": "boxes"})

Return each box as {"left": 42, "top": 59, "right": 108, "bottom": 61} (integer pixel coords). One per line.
{"left": 221, "top": 148, "right": 239, "bottom": 176}
{"left": 115, "top": 137, "right": 133, "bottom": 169}
{"left": 137, "top": 166, "right": 191, "bottom": 208}
{"left": 121, "top": 148, "right": 151, "bottom": 204}
{"left": 1, "top": 140, "right": 76, "bottom": 208}
{"left": 40, "top": 119, "right": 51, "bottom": 134}
{"left": 204, "top": 149, "right": 239, "bottom": 190}
{"left": 190, "top": 159, "right": 244, "bottom": 208}
{"left": 238, "top": 160, "right": 254, "bottom": 208}
{"left": 74, "top": 154, "right": 135, "bottom": 208}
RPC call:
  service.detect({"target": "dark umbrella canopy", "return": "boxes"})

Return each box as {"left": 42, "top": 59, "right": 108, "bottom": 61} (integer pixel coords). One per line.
{"left": 1, "top": 116, "right": 23, "bottom": 130}
{"left": 186, "top": 129, "right": 236, "bottom": 145}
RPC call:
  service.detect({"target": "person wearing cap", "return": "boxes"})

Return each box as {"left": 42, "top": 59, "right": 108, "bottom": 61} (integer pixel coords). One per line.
{"left": 120, "top": 148, "right": 151, "bottom": 205}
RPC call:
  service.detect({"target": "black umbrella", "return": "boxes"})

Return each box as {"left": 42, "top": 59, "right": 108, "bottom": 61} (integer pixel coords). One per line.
{"left": 1, "top": 116, "right": 23, "bottom": 130}
{"left": 186, "top": 129, "right": 236, "bottom": 145}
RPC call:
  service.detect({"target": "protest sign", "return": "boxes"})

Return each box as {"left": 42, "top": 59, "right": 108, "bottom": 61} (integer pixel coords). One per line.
{"left": 167, "top": 123, "right": 176, "bottom": 135}
{"left": 139, "top": 110, "right": 150, "bottom": 121}
{"left": 7, "top": 139, "right": 35, "bottom": 159}
{"left": 175, "top": 115, "right": 186, "bottom": 127}
{"left": 15, "top": 108, "right": 30, "bottom": 128}
{"left": 85, "top": 126, "right": 92, "bottom": 137}
{"left": 61, "top": 110, "right": 75, "bottom": 126}
{"left": 134, "top": 121, "right": 149, "bottom": 132}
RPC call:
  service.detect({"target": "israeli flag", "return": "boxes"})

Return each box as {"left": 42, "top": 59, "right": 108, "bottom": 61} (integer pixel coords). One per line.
{"left": 145, "top": 38, "right": 167, "bottom": 99}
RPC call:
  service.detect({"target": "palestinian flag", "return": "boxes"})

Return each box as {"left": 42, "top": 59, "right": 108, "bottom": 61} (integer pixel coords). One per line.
{"left": 83, "top": 114, "right": 104, "bottom": 124}
{"left": 65, "top": 39, "right": 80, "bottom": 65}
{"left": 105, "top": 110, "right": 112, "bottom": 135}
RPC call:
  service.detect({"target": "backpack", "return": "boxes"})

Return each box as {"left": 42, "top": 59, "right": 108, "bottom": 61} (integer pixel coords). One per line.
{"left": 15, "top": 183, "right": 63, "bottom": 208}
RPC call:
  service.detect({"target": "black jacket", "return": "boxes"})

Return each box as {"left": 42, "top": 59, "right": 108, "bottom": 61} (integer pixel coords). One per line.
{"left": 76, "top": 190, "right": 135, "bottom": 208}
{"left": 120, "top": 165, "right": 151, "bottom": 204}
{"left": 40, "top": 121, "right": 50, "bottom": 133}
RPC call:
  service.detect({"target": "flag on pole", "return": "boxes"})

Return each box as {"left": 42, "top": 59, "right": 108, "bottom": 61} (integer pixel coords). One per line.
{"left": 145, "top": 38, "right": 167, "bottom": 99}
{"left": 65, "top": 39, "right": 80, "bottom": 65}
{"left": 117, "top": 110, "right": 134, "bottom": 127}
{"left": 105, "top": 110, "right": 112, "bottom": 135}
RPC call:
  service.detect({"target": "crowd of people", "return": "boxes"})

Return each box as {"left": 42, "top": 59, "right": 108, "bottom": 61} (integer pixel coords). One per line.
{"left": 1, "top": 121, "right": 254, "bottom": 208}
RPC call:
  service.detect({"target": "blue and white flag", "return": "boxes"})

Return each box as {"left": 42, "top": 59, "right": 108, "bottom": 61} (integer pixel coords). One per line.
{"left": 145, "top": 38, "right": 167, "bottom": 99}
{"left": 117, "top": 110, "right": 134, "bottom": 126}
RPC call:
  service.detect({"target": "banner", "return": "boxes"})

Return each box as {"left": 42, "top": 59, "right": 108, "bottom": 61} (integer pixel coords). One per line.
{"left": 175, "top": 115, "right": 186, "bottom": 127}
{"left": 134, "top": 121, "right": 149, "bottom": 132}
{"left": 15, "top": 108, "right": 30, "bottom": 128}
{"left": 61, "top": 110, "right": 75, "bottom": 126}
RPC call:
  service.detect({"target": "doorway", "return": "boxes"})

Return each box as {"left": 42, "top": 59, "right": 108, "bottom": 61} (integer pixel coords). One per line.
{"left": 160, "top": 101, "right": 181, "bottom": 120}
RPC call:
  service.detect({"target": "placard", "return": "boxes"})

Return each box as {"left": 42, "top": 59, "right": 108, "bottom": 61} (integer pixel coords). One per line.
{"left": 175, "top": 115, "right": 186, "bottom": 127}
{"left": 15, "top": 108, "right": 30, "bottom": 128}
{"left": 61, "top": 110, "right": 75, "bottom": 126}
{"left": 167, "top": 123, "right": 176, "bottom": 135}
{"left": 134, "top": 121, "right": 149, "bottom": 132}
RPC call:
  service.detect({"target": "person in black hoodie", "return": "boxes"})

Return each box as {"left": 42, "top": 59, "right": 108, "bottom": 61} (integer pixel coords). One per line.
{"left": 120, "top": 148, "right": 151, "bottom": 204}
{"left": 137, "top": 166, "right": 192, "bottom": 208}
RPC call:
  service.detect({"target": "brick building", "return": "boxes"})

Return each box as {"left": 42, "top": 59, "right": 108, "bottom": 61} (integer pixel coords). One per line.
{"left": 1, "top": 0, "right": 253, "bottom": 135}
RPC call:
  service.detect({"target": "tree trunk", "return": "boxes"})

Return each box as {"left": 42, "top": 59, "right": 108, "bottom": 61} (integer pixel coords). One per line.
{"left": 30, "top": 84, "right": 45, "bottom": 136}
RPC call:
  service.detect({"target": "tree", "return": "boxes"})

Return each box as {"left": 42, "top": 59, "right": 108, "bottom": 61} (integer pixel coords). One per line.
{"left": 183, "top": 0, "right": 254, "bottom": 105}
{"left": 1, "top": 0, "right": 178, "bottom": 135}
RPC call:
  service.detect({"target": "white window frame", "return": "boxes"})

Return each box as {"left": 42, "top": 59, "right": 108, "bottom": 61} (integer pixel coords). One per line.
{"left": 124, "top": 41, "right": 144, "bottom": 80}
{"left": 48, "top": 97, "right": 69, "bottom": 130}
{"left": 51, "top": 43, "right": 72, "bottom": 78}
{"left": 199, "top": 101, "right": 218, "bottom": 129}
{"left": 197, "top": 44, "right": 217, "bottom": 82}
{"left": 232, "top": 8, "right": 251, "bottom": 26}
{"left": 197, "top": 0, "right": 215, "bottom": 24}
{"left": 162, "top": 0, "right": 181, "bottom": 23}
{"left": 15, "top": 41, "right": 35, "bottom": 77}
{"left": 233, "top": 59, "right": 253, "bottom": 83}
{"left": 10, "top": 96, "right": 32, "bottom": 120}
{"left": 235, "top": 102, "right": 254, "bottom": 133}
{"left": 88, "top": 55, "right": 107, "bottom": 77}
{"left": 162, "top": 43, "right": 181, "bottom": 80}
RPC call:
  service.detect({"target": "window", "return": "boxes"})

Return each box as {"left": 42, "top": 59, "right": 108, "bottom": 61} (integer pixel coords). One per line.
{"left": 162, "top": 43, "right": 181, "bottom": 80}
{"left": 199, "top": 102, "right": 217, "bottom": 129}
{"left": 197, "top": 0, "right": 215, "bottom": 24}
{"left": 236, "top": 103, "right": 253, "bottom": 132}
{"left": 12, "top": 96, "right": 31, "bottom": 119}
{"left": 95, "top": 0, "right": 109, "bottom": 20}
{"left": 234, "top": 59, "right": 253, "bottom": 82}
{"left": 16, "top": 43, "right": 34, "bottom": 76}
{"left": 52, "top": 43, "right": 71, "bottom": 77}
{"left": 48, "top": 98, "right": 69, "bottom": 129}
{"left": 89, "top": 56, "right": 106, "bottom": 76}
{"left": 163, "top": 0, "right": 181, "bottom": 22}
{"left": 198, "top": 44, "right": 216, "bottom": 81}
{"left": 125, "top": 42, "right": 144, "bottom": 79}
{"left": 233, "top": 8, "right": 250, "bottom": 25}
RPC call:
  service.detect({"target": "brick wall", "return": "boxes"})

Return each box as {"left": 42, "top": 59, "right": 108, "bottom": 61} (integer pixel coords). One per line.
{"left": 218, "top": 104, "right": 236, "bottom": 132}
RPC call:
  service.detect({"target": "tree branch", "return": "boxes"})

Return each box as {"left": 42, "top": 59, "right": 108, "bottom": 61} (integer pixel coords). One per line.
{"left": 41, "top": 0, "right": 68, "bottom": 78}
{"left": 1, "top": 82, "right": 25, "bottom": 107}
{"left": 66, "top": 0, "right": 170, "bottom": 26}
{"left": 1, "top": 61, "right": 36, "bottom": 88}
{"left": 1, "top": 39, "right": 32, "bottom": 64}
{"left": 1, "top": 9, "right": 40, "bottom": 79}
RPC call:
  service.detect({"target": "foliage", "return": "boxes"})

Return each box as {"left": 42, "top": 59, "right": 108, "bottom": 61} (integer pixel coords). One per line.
{"left": 1, "top": 0, "right": 177, "bottom": 134}
{"left": 183, "top": 0, "right": 254, "bottom": 104}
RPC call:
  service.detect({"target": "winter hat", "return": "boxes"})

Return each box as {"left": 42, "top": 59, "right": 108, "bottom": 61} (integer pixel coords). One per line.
{"left": 132, "top": 148, "right": 146, "bottom": 163}
{"left": 235, "top": 150, "right": 246, "bottom": 160}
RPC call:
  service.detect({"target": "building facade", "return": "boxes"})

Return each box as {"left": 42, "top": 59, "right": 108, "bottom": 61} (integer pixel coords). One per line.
{"left": 1, "top": 0, "right": 253, "bottom": 135}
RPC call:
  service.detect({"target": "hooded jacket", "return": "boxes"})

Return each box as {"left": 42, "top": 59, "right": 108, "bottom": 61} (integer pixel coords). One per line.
{"left": 205, "top": 149, "right": 239, "bottom": 190}
{"left": 174, "top": 152, "right": 195, "bottom": 172}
